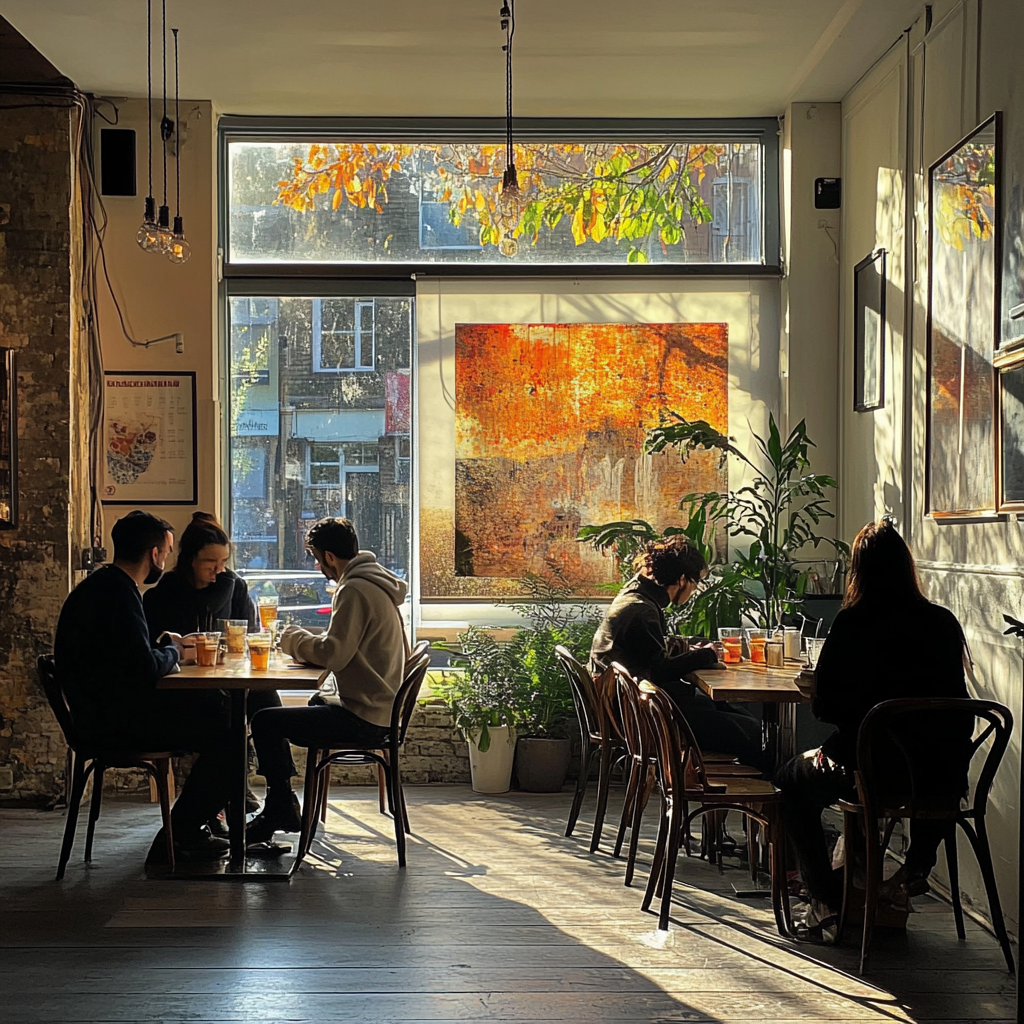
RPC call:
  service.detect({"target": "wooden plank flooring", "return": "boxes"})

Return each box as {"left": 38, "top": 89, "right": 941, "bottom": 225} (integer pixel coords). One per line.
{"left": 0, "top": 785, "right": 1015, "bottom": 1023}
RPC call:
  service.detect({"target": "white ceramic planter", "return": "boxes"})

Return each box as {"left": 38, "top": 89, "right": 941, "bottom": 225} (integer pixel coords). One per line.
{"left": 466, "top": 725, "right": 516, "bottom": 794}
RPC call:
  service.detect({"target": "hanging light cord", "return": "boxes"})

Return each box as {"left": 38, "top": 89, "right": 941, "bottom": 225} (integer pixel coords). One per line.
{"left": 161, "top": 0, "right": 168, "bottom": 207}
{"left": 146, "top": 0, "right": 152, "bottom": 200}
{"left": 505, "top": 0, "right": 515, "bottom": 170}
{"left": 173, "top": 27, "right": 180, "bottom": 216}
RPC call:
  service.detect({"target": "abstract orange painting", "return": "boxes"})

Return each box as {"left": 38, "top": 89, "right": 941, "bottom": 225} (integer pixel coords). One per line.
{"left": 455, "top": 322, "right": 728, "bottom": 589}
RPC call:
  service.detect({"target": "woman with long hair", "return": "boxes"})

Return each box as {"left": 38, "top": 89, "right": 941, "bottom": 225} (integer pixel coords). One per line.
{"left": 776, "top": 518, "right": 971, "bottom": 941}
{"left": 144, "top": 512, "right": 295, "bottom": 832}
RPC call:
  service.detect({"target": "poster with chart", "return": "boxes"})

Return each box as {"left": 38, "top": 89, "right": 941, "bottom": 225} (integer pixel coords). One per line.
{"left": 101, "top": 371, "right": 197, "bottom": 504}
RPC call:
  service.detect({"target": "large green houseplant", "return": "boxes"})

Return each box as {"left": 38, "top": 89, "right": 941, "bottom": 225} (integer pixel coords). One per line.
{"left": 579, "top": 413, "right": 847, "bottom": 634}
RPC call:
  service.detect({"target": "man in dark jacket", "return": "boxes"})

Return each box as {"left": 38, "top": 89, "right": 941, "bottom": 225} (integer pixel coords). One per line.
{"left": 590, "top": 537, "right": 767, "bottom": 772}
{"left": 53, "top": 511, "right": 233, "bottom": 860}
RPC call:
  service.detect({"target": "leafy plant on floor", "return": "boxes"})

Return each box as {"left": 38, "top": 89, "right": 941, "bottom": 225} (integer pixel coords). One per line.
{"left": 579, "top": 413, "right": 848, "bottom": 633}
{"left": 428, "top": 576, "right": 601, "bottom": 750}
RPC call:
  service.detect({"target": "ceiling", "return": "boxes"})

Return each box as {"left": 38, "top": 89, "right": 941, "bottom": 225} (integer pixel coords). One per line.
{"left": 0, "top": 0, "right": 923, "bottom": 119}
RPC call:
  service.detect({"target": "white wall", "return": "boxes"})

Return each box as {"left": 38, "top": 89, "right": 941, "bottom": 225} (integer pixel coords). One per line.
{"left": 839, "top": 0, "right": 1024, "bottom": 932}
{"left": 92, "top": 98, "right": 219, "bottom": 549}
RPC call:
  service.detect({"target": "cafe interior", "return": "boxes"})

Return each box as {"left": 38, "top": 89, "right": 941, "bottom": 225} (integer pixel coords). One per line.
{"left": 1, "top": 0, "right": 1023, "bottom": 1021}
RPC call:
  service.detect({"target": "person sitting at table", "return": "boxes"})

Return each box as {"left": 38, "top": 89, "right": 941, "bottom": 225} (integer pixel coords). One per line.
{"left": 143, "top": 510, "right": 292, "bottom": 833}
{"left": 775, "top": 518, "right": 972, "bottom": 942}
{"left": 53, "top": 510, "right": 234, "bottom": 860}
{"left": 589, "top": 536, "right": 768, "bottom": 773}
{"left": 244, "top": 516, "right": 408, "bottom": 844}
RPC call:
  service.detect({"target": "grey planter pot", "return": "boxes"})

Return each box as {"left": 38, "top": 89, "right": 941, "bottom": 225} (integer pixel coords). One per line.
{"left": 515, "top": 737, "right": 571, "bottom": 793}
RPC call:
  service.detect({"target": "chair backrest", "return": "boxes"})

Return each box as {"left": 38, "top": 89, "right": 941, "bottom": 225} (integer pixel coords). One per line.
{"left": 391, "top": 641, "right": 432, "bottom": 746}
{"left": 37, "top": 655, "right": 80, "bottom": 750}
{"left": 639, "top": 677, "right": 715, "bottom": 797}
{"left": 612, "top": 662, "right": 655, "bottom": 766}
{"left": 855, "top": 697, "right": 1012, "bottom": 818}
{"left": 555, "top": 645, "right": 602, "bottom": 739}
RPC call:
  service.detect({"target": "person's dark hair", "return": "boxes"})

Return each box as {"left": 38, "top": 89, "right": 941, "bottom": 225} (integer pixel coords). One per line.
{"left": 111, "top": 510, "right": 174, "bottom": 564}
{"left": 174, "top": 511, "right": 230, "bottom": 585}
{"left": 843, "top": 518, "right": 925, "bottom": 609}
{"left": 306, "top": 517, "right": 359, "bottom": 561}
{"left": 634, "top": 536, "right": 706, "bottom": 588}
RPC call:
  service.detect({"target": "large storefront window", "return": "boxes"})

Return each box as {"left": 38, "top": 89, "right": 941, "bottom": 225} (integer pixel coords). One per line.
{"left": 228, "top": 292, "right": 412, "bottom": 621}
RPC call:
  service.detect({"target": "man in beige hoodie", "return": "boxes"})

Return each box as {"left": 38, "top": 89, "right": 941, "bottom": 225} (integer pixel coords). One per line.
{"left": 247, "top": 517, "right": 409, "bottom": 843}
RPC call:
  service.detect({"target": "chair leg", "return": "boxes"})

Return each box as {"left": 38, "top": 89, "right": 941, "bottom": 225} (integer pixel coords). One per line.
{"left": 291, "top": 749, "right": 321, "bottom": 875}
{"left": 658, "top": 807, "right": 684, "bottom": 931}
{"left": 148, "top": 774, "right": 159, "bottom": 803}
{"left": 56, "top": 754, "right": 90, "bottom": 880}
{"left": 153, "top": 758, "right": 175, "bottom": 871}
{"left": 165, "top": 760, "right": 176, "bottom": 804}
{"left": 388, "top": 756, "right": 407, "bottom": 867}
{"left": 859, "top": 814, "right": 883, "bottom": 975}
{"left": 318, "top": 753, "right": 329, "bottom": 824}
{"left": 944, "top": 825, "right": 966, "bottom": 940}
{"left": 624, "top": 767, "right": 653, "bottom": 887}
{"left": 838, "top": 806, "right": 860, "bottom": 941}
{"left": 641, "top": 804, "right": 669, "bottom": 913}
{"left": 769, "top": 809, "right": 792, "bottom": 938}
{"left": 962, "top": 817, "right": 1015, "bottom": 975}
{"left": 83, "top": 765, "right": 105, "bottom": 863}
{"left": 590, "top": 742, "right": 613, "bottom": 853}
{"left": 565, "top": 742, "right": 595, "bottom": 838}
{"left": 614, "top": 758, "right": 640, "bottom": 859}
{"left": 747, "top": 818, "right": 758, "bottom": 884}
{"left": 377, "top": 760, "right": 387, "bottom": 815}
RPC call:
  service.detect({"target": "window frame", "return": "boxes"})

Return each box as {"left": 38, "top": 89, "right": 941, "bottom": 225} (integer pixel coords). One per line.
{"left": 219, "top": 117, "right": 782, "bottom": 277}
{"left": 311, "top": 297, "right": 376, "bottom": 373}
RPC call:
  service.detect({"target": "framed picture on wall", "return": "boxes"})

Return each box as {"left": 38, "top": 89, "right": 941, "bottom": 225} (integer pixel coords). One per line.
{"left": 926, "top": 112, "right": 1001, "bottom": 517}
{"left": 853, "top": 249, "right": 885, "bottom": 411}
{"left": 101, "top": 371, "right": 198, "bottom": 505}
{"left": 996, "top": 352, "right": 1024, "bottom": 512}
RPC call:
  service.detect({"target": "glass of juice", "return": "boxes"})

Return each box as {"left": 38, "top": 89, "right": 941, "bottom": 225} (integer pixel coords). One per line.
{"left": 258, "top": 595, "right": 279, "bottom": 630}
{"left": 746, "top": 628, "right": 769, "bottom": 664}
{"left": 196, "top": 631, "right": 221, "bottom": 667}
{"left": 219, "top": 619, "right": 248, "bottom": 654}
{"left": 717, "top": 627, "right": 742, "bottom": 664}
{"left": 247, "top": 634, "right": 271, "bottom": 671}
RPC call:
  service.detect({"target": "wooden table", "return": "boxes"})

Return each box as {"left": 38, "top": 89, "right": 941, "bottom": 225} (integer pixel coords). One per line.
{"left": 687, "top": 661, "right": 810, "bottom": 768}
{"left": 158, "top": 653, "right": 322, "bottom": 879}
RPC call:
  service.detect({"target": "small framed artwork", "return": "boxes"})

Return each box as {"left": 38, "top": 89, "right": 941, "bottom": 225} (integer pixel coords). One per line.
{"left": 853, "top": 249, "right": 885, "bottom": 411}
{"left": 926, "top": 113, "right": 1001, "bottom": 517}
{"left": 101, "top": 371, "right": 197, "bottom": 505}
{"left": 997, "top": 356, "right": 1024, "bottom": 512}
{"left": 0, "top": 348, "right": 17, "bottom": 529}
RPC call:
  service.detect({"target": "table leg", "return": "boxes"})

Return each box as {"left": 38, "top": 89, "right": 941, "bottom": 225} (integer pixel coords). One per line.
{"left": 761, "top": 703, "right": 798, "bottom": 772}
{"left": 228, "top": 688, "right": 249, "bottom": 864}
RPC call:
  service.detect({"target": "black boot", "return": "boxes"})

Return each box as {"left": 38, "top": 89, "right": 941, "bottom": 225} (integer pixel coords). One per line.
{"left": 246, "top": 789, "right": 302, "bottom": 845}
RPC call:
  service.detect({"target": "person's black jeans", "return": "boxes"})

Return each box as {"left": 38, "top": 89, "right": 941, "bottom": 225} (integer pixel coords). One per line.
{"left": 250, "top": 703, "right": 390, "bottom": 789}
{"left": 657, "top": 683, "right": 771, "bottom": 775}
{"left": 775, "top": 746, "right": 948, "bottom": 908}
{"left": 101, "top": 690, "right": 234, "bottom": 838}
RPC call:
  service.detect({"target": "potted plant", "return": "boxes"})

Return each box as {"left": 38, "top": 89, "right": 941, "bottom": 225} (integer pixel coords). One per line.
{"left": 429, "top": 628, "right": 525, "bottom": 794}
{"left": 505, "top": 579, "right": 601, "bottom": 793}
{"left": 579, "top": 413, "right": 848, "bottom": 636}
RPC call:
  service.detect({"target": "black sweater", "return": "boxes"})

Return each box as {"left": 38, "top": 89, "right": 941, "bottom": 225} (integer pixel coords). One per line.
{"left": 54, "top": 564, "right": 179, "bottom": 738}
{"left": 143, "top": 569, "right": 256, "bottom": 641}
{"left": 814, "top": 598, "right": 970, "bottom": 770}
{"left": 588, "top": 574, "right": 716, "bottom": 695}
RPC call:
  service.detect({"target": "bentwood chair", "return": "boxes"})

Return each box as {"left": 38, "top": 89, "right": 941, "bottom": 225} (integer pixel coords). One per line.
{"left": 613, "top": 670, "right": 761, "bottom": 887}
{"left": 838, "top": 697, "right": 1014, "bottom": 975}
{"left": 622, "top": 665, "right": 790, "bottom": 936}
{"left": 292, "top": 642, "right": 431, "bottom": 873}
{"left": 37, "top": 655, "right": 176, "bottom": 877}
{"left": 554, "top": 645, "right": 627, "bottom": 851}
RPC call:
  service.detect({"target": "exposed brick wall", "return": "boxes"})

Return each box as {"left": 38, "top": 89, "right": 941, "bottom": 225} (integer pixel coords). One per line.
{"left": 0, "top": 97, "right": 84, "bottom": 805}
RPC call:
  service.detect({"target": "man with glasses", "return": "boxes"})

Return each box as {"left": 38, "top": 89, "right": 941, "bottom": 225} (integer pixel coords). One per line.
{"left": 589, "top": 536, "right": 768, "bottom": 773}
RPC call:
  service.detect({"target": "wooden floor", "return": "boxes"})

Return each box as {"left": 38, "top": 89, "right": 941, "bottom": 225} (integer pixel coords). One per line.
{"left": 0, "top": 785, "right": 1015, "bottom": 1023}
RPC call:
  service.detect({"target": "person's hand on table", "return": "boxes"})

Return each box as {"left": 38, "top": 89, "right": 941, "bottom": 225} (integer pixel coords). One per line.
{"left": 164, "top": 631, "right": 196, "bottom": 664}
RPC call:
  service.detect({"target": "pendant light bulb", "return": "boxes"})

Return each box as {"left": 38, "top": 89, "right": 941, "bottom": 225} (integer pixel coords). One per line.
{"left": 136, "top": 196, "right": 162, "bottom": 251}
{"left": 154, "top": 204, "right": 173, "bottom": 253}
{"left": 166, "top": 216, "right": 191, "bottom": 264}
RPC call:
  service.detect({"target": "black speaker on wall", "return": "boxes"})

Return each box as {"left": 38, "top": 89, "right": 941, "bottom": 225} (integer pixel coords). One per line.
{"left": 100, "top": 128, "right": 137, "bottom": 197}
